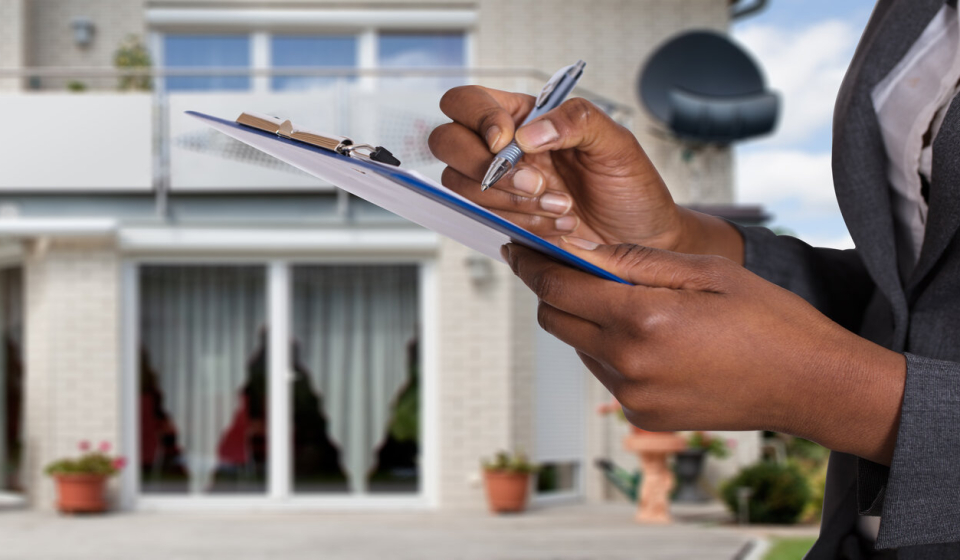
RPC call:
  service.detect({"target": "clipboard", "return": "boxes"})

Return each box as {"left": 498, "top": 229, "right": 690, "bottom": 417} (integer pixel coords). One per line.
{"left": 187, "top": 111, "right": 629, "bottom": 285}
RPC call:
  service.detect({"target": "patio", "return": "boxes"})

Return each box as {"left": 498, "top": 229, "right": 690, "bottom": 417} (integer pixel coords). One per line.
{"left": 0, "top": 503, "right": 770, "bottom": 560}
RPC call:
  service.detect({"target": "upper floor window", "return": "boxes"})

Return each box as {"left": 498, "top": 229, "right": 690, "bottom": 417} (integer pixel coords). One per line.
{"left": 377, "top": 33, "right": 466, "bottom": 67}
{"left": 164, "top": 35, "right": 251, "bottom": 91}
{"left": 270, "top": 35, "right": 358, "bottom": 91}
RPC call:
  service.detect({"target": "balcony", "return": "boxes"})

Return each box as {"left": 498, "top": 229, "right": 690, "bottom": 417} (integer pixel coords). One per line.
{"left": 0, "top": 67, "right": 632, "bottom": 201}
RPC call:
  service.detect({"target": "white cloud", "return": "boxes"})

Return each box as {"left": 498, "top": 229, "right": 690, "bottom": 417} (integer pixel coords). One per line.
{"left": 734, "top": 19, "right": 860, "bottom": 146}
{"left": 736, "top": 149, "right": 839, "bottom": 216}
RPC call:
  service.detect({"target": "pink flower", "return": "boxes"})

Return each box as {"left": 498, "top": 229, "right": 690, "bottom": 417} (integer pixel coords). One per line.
{"left": 727, "top": 439, "right": 738, "bottom": 449}
{"left": 98, "top": 441, "right": 111, "bottom": 453}
{"left": 78, "top": 440, "right": 91, "bottom": 452}
{"left": 111, "top": 457, "right": 127, "bottom": 470}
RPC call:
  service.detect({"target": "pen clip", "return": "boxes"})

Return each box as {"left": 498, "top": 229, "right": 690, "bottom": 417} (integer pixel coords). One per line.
{"left": 535, "top": 65, "right": 572, "bottom": 108}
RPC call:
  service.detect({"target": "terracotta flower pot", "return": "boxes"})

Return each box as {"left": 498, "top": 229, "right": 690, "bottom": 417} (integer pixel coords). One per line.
{"left": 483, "top": 470, "right": 531, "bottom": 513}
{"left": 54, "top": 474, "right": 108, "bottom": 513}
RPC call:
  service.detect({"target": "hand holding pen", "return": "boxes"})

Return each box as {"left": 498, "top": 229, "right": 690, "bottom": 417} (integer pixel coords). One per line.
{"left": 482, "top": 60, "right": 586, "bottom": 189}
{"left": 429, "top": 64, "right": 683, "bottom": 248}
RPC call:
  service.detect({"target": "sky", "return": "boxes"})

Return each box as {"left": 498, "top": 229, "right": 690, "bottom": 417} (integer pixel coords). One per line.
{"left": 731, "top": 0, "right": 877, "bottom": 248}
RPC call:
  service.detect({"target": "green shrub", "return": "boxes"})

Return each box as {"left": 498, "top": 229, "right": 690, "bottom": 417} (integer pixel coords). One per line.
{"left": 721, "top": 462, "right": 811, "bottom": 524}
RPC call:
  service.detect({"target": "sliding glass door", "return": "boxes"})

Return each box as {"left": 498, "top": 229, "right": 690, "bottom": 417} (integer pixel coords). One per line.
{"left": 136, "top": 262, "right": 422, "bottom": 501}
{"left": 291, "top": 265, "right": 419, "bottom": 495}
{"left": 139, "top": 266, "right": 268, "bottom": 494}
{"left": 0, "top": 268, "right": 24, "bottom": 495}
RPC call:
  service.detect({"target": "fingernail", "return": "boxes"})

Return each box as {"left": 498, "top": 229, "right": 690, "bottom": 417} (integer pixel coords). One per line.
{"left": 516, "top": 119, "right": 559, "bottom": 149}
{"left": 561, "top": 236, "right": 598, "bottom": 250}
{"left": 555, "top": 215, "right": 579, "bottom": 232}
{"left": 485, "top": 125, "right": 502, "bottom": 151}
{"left": 512, "top": 168, "right": 543, "bottom": 195}
{"left": 539, "top": 192, "right": 571, "bottom": 215}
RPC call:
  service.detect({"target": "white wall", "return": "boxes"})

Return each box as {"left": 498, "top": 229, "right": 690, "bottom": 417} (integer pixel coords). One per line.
{"left": 0, "top": 95, "right": 153, "bottom": 191}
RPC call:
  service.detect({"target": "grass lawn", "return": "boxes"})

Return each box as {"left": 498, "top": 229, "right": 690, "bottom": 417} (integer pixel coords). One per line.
{"left": 763, "top": 537, "right": 817, "bottom": 560}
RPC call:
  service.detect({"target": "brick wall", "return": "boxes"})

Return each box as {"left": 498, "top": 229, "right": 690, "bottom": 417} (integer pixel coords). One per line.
{"left": 25, "top": 0, "right": 146, "bottom": 90}
{"left": 22, "top": 238, "right": 121, "bottom": 510}
{"left": 0, "top": 0, "right": 26, "bottom": 91}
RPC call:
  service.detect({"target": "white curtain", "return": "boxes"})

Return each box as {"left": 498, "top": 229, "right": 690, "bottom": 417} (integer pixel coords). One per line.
{"left": 140, "top": 266, "right": 266, "bottom": 494}
{"left": 293, "top": 265, "right": 418, "bottom": 493}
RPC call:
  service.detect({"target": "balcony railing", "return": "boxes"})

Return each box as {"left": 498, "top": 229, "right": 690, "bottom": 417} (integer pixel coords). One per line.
{"left": 0, "top": 67, "right": 633, "bottom": 218}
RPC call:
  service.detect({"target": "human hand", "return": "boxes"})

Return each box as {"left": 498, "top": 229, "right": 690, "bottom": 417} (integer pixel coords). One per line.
{"left": 501, "top": 238, "right": 906, "bottom": 465}
{"left": 428, "top": 86, "right": 686, "bottom": 249}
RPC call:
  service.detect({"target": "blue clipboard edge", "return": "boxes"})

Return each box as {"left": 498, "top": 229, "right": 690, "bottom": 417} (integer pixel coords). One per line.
{"left": 187, "top": 110, "right": 630, "bottom": 285}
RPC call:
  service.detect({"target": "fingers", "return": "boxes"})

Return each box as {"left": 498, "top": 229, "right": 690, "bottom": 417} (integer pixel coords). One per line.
{"left": 430, "top": 122, "right": 548, "bottom": 197}
{"left": 534, "top": 302, "right": 605, "bottom": 358}
{"left": 441, "top": 167, "right": 579, "bottom": 235}
{"left": 514, "top": 97, "right": 642, "bottom": 163}
{"left": 501, "top": 243, "right": 623, "bottom": 323}
{"left": 559, "top": 237, "right": 735, "bottom": 292}
{"left": 438, "top": 86, "right": 536, "bottom": 152}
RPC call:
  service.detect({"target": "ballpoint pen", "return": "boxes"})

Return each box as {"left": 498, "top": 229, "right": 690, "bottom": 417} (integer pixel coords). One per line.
{"left": 481, "top": 60, "right": 586, "bottom": 190}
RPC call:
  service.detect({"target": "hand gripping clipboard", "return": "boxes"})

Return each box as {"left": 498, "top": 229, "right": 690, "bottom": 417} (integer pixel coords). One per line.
{"left": 188, "top": 111, "right": 629, "bottom": 285}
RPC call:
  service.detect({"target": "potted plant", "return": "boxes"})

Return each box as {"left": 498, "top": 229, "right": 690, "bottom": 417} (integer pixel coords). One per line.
{"left": 674, "top": 431, "right": 732, "bottom": 503}
{"left": 45, "top": 441, "right": 126, "bottom": 513}
{"left": 481, "top": 451, "right": 538, "bottom": 514}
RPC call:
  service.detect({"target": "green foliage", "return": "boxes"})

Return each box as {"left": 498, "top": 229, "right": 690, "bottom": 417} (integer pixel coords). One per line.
{"left": 763, "top": 537, "right": 817, "bottom": 560}
{"left": 721, "top": 461, "right": 811, "bottom": 524}
{"left": 45, "top": 452, "right": 121, "bottom": 477}
{"left": 686, "top": 431, "right": 731, "bottom": 459}
{"left": 388, "top": 365, "right": 419, "bottom": 443}
{"left": 114, "top": 34, "right": 152, "bottom": 91}
{"left": 66, "top": 80, "right": 87, "bottom": 92}
{"left": 482, "top": 451, "right": 538, "bottom": 475}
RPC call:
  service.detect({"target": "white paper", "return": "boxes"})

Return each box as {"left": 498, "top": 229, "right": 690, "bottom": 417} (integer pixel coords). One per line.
{"left": 190, "top": 112, "right": 516, "bottom": 262}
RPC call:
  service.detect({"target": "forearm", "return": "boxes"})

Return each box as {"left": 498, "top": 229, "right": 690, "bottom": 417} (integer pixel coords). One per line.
{"left": 673, "top": 207, "right": 745, "bottom": 265}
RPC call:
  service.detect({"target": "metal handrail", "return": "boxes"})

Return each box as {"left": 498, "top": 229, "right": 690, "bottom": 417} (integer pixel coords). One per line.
{"left": 0, "top": 66, "right": 634, "bottom": 116}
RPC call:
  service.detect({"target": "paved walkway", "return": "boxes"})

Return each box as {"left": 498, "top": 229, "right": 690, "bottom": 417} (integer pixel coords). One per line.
{"left": 0, "top": 503, "right": 757, "bottom": 560}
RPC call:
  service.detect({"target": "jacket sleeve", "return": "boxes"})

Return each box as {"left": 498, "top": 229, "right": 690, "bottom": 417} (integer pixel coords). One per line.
{"left": 874, "top": 353, "right": 960, "bottom": 549}
{"left": 734, "top": 224, "right": 875, "bottom": 332}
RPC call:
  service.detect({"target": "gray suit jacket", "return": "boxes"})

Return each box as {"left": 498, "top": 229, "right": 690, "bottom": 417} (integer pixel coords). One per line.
{"left": 737, "top": 0, "right": 960, "bottom": 557}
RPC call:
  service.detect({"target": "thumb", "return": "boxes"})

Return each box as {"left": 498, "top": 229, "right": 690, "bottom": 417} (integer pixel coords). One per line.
{"left": 559, "top": 237, "right": 732, "bottom": 292}
{"left": 514, "top": 97, "right": 642, "bottom": 159}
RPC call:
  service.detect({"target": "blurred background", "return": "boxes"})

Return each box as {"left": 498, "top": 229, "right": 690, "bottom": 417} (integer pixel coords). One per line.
{"left": 0, "top": 1, "right": 871, "bottom": 558}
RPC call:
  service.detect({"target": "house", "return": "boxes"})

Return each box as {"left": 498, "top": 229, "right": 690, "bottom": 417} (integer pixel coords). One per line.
{"left": 0, "top": 0, "right": 765, "bottom": 511}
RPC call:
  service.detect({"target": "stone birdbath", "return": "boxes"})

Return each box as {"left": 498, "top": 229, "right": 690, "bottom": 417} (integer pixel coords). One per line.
{"left": 623, "top": 432, "right": 687, "bottom": 524}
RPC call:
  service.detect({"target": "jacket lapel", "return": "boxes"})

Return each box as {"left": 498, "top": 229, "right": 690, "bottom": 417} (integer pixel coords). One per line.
{"left": 832, "top": 0, "right": 944, "bottom": 340}
{"left": 908, "top": 96, "right": 960, "bottom": 292}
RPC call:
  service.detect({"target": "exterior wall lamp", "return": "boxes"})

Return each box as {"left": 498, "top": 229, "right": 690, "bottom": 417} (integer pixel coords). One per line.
{"left": 465, "top": 253, "right": 494, "bottom": 286}
{"left": 71, "top": 17, "right": 95, "bottom": 48}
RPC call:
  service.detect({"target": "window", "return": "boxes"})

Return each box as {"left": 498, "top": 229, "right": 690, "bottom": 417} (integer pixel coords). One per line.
{"left": 377, "top": 33, "right": 465, "bottom": 67}
{"left": 378, "top": 32, "right": 466, "bottom": 90}
{"left": 291, "top": 265, "right": 420, "bottom": 495}
{"left": 0, "top": 268, "right": 23, "bottom": 494}
{"left": 163, "top": 35, "right": 251, "bottom": 91}
{"left": 271, "top": 35, "right": 357, "bottom": 91}
{"left": 139, "top": 266, "right": 268, "bottom": 494}
{"left": 537, "top": 462, "right": 579, "bottom": 495}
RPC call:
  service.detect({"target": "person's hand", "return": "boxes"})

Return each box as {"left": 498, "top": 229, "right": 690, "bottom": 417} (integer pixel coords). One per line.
{"left": 428, "top": 86, "right": 687, "bottom": 250}
{"left": 501, "top": 238, "right": 907, "bottom": 465}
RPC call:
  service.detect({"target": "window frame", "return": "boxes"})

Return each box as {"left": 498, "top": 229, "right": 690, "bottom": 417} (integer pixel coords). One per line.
{"left": 120, "top": 254, "right": 439, "bottom": 511}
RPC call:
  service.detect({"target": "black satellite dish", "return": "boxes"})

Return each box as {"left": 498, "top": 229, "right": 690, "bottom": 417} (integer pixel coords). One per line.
{"left": 639, "top": 30, "right": 779, "bottom": 144}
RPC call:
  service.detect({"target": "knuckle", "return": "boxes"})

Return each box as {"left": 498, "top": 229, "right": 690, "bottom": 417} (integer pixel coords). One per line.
{"left": 611, "top": 243, "right": 655, "bottom": 270}
{"left": 427, "top": 124, "right": 451, "bottom": 156}
{"left": 439, "top": 86, "right": 471, "bottom": 112}
{"left": 536, "top": 301, "right": 553, "bottom": 332}
{"left": 529, "top": 268, "right": 561, "bottom": 301}
{"left": 560, "top": 97, "right": 596, "bottom": 125}
{"left": 507, "top": 191, "right": 530, "bottom": 208}
{"left": 476, "top": 106, "right": 508, "bottom": 132}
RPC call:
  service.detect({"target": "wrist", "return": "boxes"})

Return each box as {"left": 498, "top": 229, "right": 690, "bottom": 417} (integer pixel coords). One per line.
{"left": 787, "top": 330, "right": 906, "bottom": 465}
{"left": 671, "top": 207, "right": 745, "bottom": 264}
